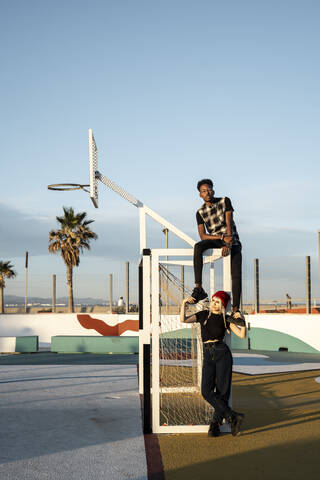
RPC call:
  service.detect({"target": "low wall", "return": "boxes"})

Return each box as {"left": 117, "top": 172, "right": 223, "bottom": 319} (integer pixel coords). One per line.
{"left": 0, "top": 336, "right": 38, "bottom": 353}
{"left": 0, "top": 313, "right": 139, "bottom": 346}
{"left": 242, "top": 314, "right": 320, "bottom": 353}
{"left": 1, "top": 313, "right": 319, "bottom": 354}
{"left": 51, "top": 336, "right": 139, "bottom": 354}
{"left": 156, "top": 314, "right": 320, "bottom": 354}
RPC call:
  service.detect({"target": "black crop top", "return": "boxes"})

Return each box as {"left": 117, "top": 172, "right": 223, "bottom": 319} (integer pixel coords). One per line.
{"left": 195, "top": 310, "right": 230, "bottom": 343}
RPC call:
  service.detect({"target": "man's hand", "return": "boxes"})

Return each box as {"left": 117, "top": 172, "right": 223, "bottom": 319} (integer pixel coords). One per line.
{"left": 222, "top": 246, "right": 230, "bottom": 257}
{"left": 224, "top": 234, "right": 233, "bottom": 246}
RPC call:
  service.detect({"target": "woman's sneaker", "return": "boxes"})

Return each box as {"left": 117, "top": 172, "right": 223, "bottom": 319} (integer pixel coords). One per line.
{"left": 191, "top": 286, "right": 208, "bottom": 303}
{"left": 228, "top": 411, "right": 245, "bottom": 436}
{"left": 208, "top": 421, "right": 220, "bottom": 437}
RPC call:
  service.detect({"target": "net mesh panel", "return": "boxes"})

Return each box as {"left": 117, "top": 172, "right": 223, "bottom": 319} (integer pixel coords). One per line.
{"left": 158, "top": 264, "right": 213, "bottom": 426}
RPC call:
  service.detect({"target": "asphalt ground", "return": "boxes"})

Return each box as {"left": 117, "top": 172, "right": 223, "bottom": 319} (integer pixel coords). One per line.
{"left": 0, "top": 360, "right": 147, "bottom": 480}
{"left": 1, "top": 350, "right": 320, "bottom": 479}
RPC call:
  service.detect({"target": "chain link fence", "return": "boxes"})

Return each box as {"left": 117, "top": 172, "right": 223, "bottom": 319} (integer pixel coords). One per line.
{"left": 2, "top": 255, "right": 319, "bottom": 314}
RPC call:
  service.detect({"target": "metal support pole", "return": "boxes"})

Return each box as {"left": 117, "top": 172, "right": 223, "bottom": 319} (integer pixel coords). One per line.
{"left": 143, "top": 343, "right": 151, "bottom": 433}
{"left": 126, "top": 261, "right": 129, "bottom": 313}
{"left": 163, "top": 228, "right": 169, "bottom": 313}
{"left": 306, "top": 256, "right": 311, "bottom": 314}
{"left": 210, "top": 262, "right": 215, "bottom": 298}
{"left": 109, "top": 274, "right": 113, "bottom": 314}
{"left": 254, "top": 258, "right": 260, "bottom": 313}
{"left": 52, "top": 274, "right": 56, "bottom": 313}
{"left": 181, "top": 265, "right": 185, "bottom": 303}
{"left": 24, "top": 251, "right": 28, "bottom": 313}
{"left": 318, "top": 230, "right": 320, "bottom": 307}
{"left": 139, "top": 249, "right": 151, "bottom": 414}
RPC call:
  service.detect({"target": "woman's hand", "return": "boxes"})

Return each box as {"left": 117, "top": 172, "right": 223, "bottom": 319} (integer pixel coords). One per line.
{"left": 180, "top": 296, "right": 197, "bottom": 323}
{"left": 184, "top": 296, "right": 196, "bottom": 304}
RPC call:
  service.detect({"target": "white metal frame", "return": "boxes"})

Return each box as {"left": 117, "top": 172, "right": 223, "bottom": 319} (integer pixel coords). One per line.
{"left": 99, "top": 171, "right": 196, "bottom": 251}
{"left": 88, "top": 130, "right": 232, "bottom": 433}
{"left": 150, "top": 247, "right": 231, "bottom": 434}
{"left": 88, "top": 129, "right": 195, "bottom": 250}
{"left": 138, "top": 253, "right": 151, "bottom": 394}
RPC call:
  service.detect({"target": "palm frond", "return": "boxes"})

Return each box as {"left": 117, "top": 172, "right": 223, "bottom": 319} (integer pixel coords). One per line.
{"left": 48, "top": 207, "right": 97, "bottom": 269}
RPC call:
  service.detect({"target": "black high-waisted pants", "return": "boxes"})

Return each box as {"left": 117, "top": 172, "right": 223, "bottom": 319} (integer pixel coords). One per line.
{"left": 201, "top": 341, "right": 233, "bottom": 424}
{"left": 193, "top": 239, "right": 242, "bottom": 309}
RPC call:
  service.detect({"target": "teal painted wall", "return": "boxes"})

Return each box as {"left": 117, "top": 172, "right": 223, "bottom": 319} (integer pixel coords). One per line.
{"left": 246, "top": 327, "right": 318, "bottom": 353}
{"left": 51, "top": 336, "right": 139, "bottom": 354}
{"left": 161, "top": 327, "right": 318, "bottom": 353}
{"left": 15, "top": 336, "right": 38, "bottom": 352}
{"left": 231, "top": 332, "right": 249, "bottom": 350}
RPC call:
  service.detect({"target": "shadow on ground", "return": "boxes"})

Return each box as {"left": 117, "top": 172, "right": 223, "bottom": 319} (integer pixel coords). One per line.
{"left": 0, "top": 351, "right": 139, "bottom": 365}
{"left": 161, "top": 437, "right": 319, "bottom": 480}
{"left": 159, "top": 369, "right": 320, "bottom": 480}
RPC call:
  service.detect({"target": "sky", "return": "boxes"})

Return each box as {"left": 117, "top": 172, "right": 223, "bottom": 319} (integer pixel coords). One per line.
{"left": 1, "top": 0, "right": 320, "bottom": 303}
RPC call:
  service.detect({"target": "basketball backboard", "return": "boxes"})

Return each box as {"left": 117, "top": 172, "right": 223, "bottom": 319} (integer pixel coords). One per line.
{"left": 88, "top": 129, "right": 98, "bottom": 208}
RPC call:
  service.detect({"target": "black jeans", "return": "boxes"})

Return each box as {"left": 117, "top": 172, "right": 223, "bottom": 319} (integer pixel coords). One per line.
{"left": 201, "top": 341, "right": 233, "bottom": 424}
{"left": 193, "top": 239, "right": 242, "bottom": 309}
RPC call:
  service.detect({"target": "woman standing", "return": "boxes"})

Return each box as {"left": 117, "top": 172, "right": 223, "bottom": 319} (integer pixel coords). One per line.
{"left": 180, "top": 290, "right": 246, "bottom": 437}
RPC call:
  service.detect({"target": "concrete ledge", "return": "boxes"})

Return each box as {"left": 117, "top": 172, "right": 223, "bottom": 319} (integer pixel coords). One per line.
{"left": 0, "top": 336, "right": 38, "bottom": 353}
{"left": 51, "top": 336, "right": 139, "bottom": 354}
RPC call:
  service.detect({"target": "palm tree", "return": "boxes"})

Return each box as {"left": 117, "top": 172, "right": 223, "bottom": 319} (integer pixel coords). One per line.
{"left": 0, "top": 261, "right": 16, "bottom": 314}
{"left": 48, "top": 207, "right": 98, "bottom": 313}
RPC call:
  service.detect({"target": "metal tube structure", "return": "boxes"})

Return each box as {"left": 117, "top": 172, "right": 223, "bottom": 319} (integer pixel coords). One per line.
{"left": 306, "top": 256, "right": 311, "bottom": 314}
{"left": 210, "top": 262, "right": 215, "bottom": 298}
{"left": 139, "top": 249, "right": 151, "bottom": 395}
{"left": 24, "top": 251, "right": 28, "bottom": 314}
{"left": 180, "top": 265, "right": 185, "bottom": 303}
{"left": 109, "top": 274, "right": 113, "bottom": 314}
{"left": 318, "top": 230, "right": 320, "bottom": 307}
{"left": 150, "top": 247, "right": 230, "bottom": 434}
{"left": 52, "top": 274, "right": 56, "bottom": 313}
{"left": 162, "top": 228, "right": 169, "bottom": 314}
{"left": 89, "top": 133, "right": 196, "bottom": 253}
{"left": 254, "top": 258, "right": 260, "bottom": 314}
{"left": 98, "top": 173, "right": 195, "bottom": 252}
{"left": 125, "top": 261, "right": 129, "bottom": 314}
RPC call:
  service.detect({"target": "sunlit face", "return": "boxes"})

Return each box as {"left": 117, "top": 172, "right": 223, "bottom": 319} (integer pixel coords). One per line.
{"left": 199, "top": 184, "right": 214, "bottom": 203}
{"left": 210, "top": 297, "right": 222, "bottom": 314}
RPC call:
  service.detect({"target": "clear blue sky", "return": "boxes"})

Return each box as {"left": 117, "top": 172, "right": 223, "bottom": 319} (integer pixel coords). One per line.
{"left": 1, "top": 0, "right": 320, "bottom": 302}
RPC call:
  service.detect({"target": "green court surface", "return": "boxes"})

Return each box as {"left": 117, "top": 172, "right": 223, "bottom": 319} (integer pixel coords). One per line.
{"left": 158, "top": 368, "right": 320, "bottom": 480}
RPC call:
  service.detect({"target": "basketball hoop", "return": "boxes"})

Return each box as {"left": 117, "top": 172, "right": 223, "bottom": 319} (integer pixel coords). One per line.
{"left": 48, "top": 183, "right": 90, "bottom": 193}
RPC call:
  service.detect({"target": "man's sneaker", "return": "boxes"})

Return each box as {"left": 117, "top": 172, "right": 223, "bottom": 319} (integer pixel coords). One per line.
{"left": 230, "top": 310, "right": 246, "bottom": 326}
{"left": 208, "top": 421, "right": 220, "bottom": 437}
{"left": 228, "top": 411, "right": 245, "bottom": 436}
{"left": 191, "top": 286, "right": 208, "bottom": 303}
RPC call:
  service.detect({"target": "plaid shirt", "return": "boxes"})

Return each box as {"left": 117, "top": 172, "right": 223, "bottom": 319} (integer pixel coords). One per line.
{"left": 197, "top": 197, "right": 240, "bottom": 245}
